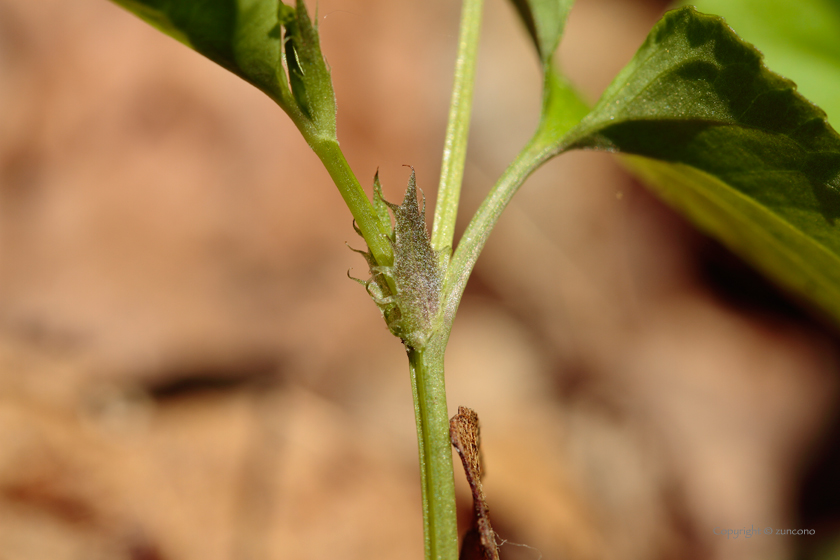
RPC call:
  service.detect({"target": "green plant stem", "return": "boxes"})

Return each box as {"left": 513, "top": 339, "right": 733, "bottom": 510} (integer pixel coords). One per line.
{"left": 441, "top": 67, "right": 590, "bottom": 325}
{"left": 431, "top": 0, "right": 485, "bottom": 257}
{"left": 408, "top": 337, "right": 458, "bottom": 560}
{"left": 443, "top": 136, "right": 549, "bottom": 324}
{"left": 411, "top": 3, "right": 485, "bottom": 553}
{"left": 414, "top": 99, "right": 560, "bottom": 560}
{"left": 309, "top": 138, "right": 394, "bottom": 268}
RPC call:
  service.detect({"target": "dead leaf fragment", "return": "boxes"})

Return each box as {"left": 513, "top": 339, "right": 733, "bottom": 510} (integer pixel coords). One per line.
{"left": 450, "top": 406, "right": 499, "bottom": 560}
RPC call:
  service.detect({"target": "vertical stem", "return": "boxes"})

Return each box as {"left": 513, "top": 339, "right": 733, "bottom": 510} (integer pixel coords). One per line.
{"left": 408, "top": 351, "right": 430, "bottom": 558}
{"left": 408, "top": 337, "right": 459, "bottom": 560}
{"left": 431, "top": 0, "right": 485, "bottom": 256}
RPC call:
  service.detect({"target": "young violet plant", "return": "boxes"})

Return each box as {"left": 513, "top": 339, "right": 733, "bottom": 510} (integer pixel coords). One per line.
{"left": 108, "top": 0, "right": 840, "bottom": 558}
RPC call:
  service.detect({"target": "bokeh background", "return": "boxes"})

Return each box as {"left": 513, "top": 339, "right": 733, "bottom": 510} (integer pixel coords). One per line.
{"left": 1, "top": 0, "right": 839, "bottom": 559}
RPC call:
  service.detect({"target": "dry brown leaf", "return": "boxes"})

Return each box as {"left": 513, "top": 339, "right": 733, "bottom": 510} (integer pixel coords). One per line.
{"left": 450, "top": 406, "right": 499, "bottom": 560}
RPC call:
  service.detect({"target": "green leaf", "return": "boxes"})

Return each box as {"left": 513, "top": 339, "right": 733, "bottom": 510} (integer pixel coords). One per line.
{"left": 110, "top": 0, "right": 336, "bottom": 137}
{"left": 509, "top": 0, "right": 575, "bottom": 65}
{"left": 112, "top": 0, "right": 287, "bottom": 102}
{"left": 681, "top": 0, "right": 840, "bottom": 127}
{"left": 556, "top": 7, "right": 840, "bottom": 322}
{"left": 506, "top": 0, "right": 590, "bottom": 155}
{"left": 277, "top": 0, "right": 336, "bottom": 135}
{"left": 533, "top": 66, "right": 590, "bottom": 150}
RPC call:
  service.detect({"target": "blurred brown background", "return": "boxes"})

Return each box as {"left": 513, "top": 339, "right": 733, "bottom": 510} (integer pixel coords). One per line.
{"left": 1, "top": 0, "right": 839, "bottom": 559}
